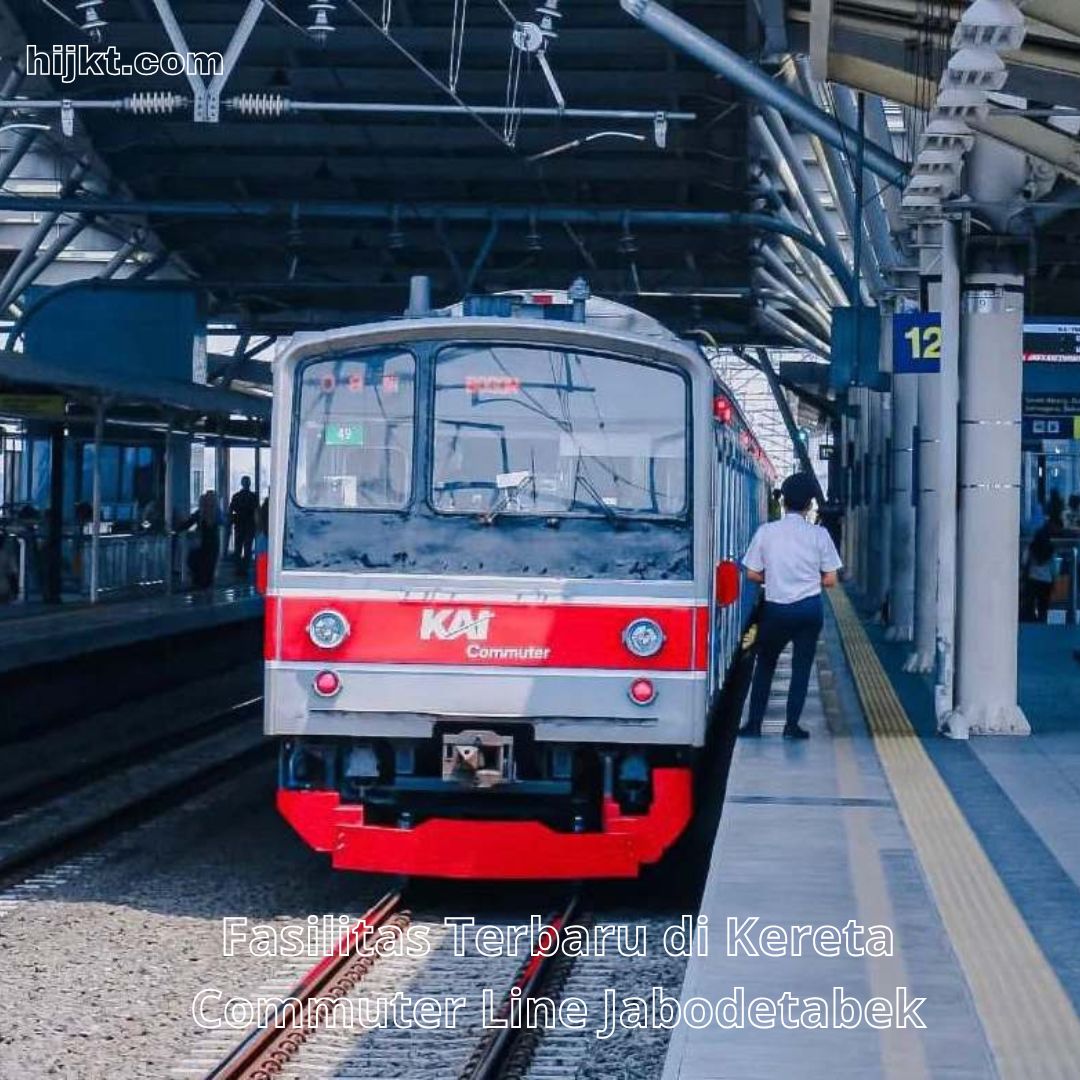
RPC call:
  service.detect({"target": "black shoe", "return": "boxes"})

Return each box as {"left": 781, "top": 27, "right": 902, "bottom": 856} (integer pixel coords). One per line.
{"left": 783, "top": 725, "right": 810, "bottom": 740}
{"left": 737, "top": 724, "right": 762, "bottom": 738}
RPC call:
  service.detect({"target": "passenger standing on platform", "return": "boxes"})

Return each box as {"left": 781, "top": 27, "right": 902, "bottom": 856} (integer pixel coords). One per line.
{"left": 181, "top": 490, "right": 220, "bottom": 591}
{"left": 738, "top": 472, "right": 842, "bottom": 740}
{"left": 229, "top": 476, "right": 260, "bottom": 576}
{"left": 1023, "top": 511, "right": 1061, "bottom": 623}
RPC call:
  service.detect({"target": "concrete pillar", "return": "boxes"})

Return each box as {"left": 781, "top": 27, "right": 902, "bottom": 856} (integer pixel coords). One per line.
{"left": 877, "top": 380, "right": 893, "bottom": 614}
{"left": 887, "top": 337, "right": 917, "bottom": 642}
{"left": 856, "top": 385, "right": 872, "bottom": 593}
{"left": 906, "top": 277, "right": 942, "bottom": 672}
{"left": 942, "top": 268, "right": 1029, "bottom": 736}
{"left": 866, "top": 387, "right": 889, "bottom": 615}
{"left": 934, "top": 221, "right": 961, "bottom": 723}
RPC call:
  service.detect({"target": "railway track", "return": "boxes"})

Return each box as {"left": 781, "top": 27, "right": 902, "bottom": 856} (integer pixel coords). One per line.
{"left": 0, "top": 695, "right": 269, "bottom": 883}
{"left": 0, "top": 695, "right": 263, "bottom": 820}
{"left": 200, "top": 891, "right": 586, "bottom": 1080}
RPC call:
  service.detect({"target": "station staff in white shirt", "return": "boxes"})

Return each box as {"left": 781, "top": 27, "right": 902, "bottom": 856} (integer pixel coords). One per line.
{"left": 738, "top": 472, "right": 842, "bottom": 739}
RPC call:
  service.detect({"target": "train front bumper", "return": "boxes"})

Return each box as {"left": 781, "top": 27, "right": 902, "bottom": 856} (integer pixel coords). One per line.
{"left": 277, "top": 766, "right": 692, "bottom": 879}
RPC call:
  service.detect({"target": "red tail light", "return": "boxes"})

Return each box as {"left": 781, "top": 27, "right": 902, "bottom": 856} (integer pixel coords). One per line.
{"left": 255, "top": 552, "right": 268, "bottom": 595}
{"left": 713, "top": 394, "right": 733, "bottom": 424}
{"left": 629, "top": 678, "right": 656, "bottom": 705}
{"left": 715, "top": 559, "right": 740, "bottom": 607}
{"left": 313, "top": 670, "right": 341, "bottom": 697}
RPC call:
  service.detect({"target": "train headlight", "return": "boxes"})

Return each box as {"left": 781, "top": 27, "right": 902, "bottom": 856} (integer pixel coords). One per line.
{"left": 308, "top": 609, "right": 350, "bottom": 649}
{"left": 622, "top": 617, "right": 665, "bottom": 658}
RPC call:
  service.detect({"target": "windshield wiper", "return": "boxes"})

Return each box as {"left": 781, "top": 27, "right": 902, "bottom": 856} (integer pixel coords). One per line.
{"left": 479, "top": 471, "right": 535, "bottom": 525}
{"left": 571, "top": 472, "right": 623, "bottom": 525}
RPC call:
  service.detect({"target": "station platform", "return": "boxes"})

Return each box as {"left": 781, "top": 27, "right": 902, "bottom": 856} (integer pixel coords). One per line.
{"left": 0, "top": 586, "right": 263, "bottom": 676}
{"left": 663, "top": 589, "right": 1080, "bottom": 1080}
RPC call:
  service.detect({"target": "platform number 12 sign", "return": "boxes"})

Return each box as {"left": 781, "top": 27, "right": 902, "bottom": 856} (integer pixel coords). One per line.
{"left": 893, "top": 312, "right": 942, "bottom": 374}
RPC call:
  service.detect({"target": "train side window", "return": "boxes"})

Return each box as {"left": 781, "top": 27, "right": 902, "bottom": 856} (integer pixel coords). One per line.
{"left": 293, "top": 351, "right": 416, "bottom": 510}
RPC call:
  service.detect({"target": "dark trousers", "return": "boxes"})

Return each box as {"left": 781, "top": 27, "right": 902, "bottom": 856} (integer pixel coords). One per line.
{"left": 234, "top": 526, "right": 255, "bottom": 572}
{"left": 746, "top": 595, "right": 824, "bottom": 731}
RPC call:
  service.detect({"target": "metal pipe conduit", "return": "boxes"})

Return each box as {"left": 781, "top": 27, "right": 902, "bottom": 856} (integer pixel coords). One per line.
{"left": 758, "top": 245, "right": 833, "bottom": 320}
{"left": 762, "top": 108, "right": 852, "bottom": 281}
{"left": 785, "top": 57, "right": 897, "bottom": 282}
{"left": 0, "top": 196, "right": 858, "bottom": 295}
{"left": 619, "top": 0, "right": 908, "bottom": 188}
{"left": 829, "top": 85, "right": 906, "bottom": 272}
{"left": 756, "top": 304, "right": 830, "bottom": 357}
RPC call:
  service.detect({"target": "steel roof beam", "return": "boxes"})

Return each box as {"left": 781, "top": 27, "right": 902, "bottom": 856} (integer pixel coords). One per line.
{"left": 0, "top": 196, "right": 858, "bottom": 296}
{"left": 620, "top": 0, "right": 908, "bottom": 187}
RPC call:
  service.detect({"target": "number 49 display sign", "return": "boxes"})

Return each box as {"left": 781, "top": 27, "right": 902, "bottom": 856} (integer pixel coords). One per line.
{"left": 893, "top": 312, "right": 942, "bottom": 374}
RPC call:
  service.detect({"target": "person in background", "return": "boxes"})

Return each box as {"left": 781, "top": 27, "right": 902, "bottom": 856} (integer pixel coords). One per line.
{"left": 739, "top": 472, "right": 843, "bottom": 740}
{"left": 0, "top": 531, "right": 18, "bottom": 602}
{"left": 229, "top": 476, "right": 260, "bottom": 576}
{"left": 1023, "top": 508, "right": 1062, "bottom": 622}
{"left": 1064, "top": 494, "right": 1080, "bottom": 533}
{"left": 181, "top": 490, "right": 220, "bottom": 591}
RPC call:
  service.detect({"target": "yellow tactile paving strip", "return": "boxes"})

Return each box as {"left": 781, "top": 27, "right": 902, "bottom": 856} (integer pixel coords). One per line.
{"left": 828, "top": 586, "right": 1080, "bottom": 1080}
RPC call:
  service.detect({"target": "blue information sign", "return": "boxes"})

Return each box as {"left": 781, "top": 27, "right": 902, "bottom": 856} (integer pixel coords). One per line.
{"left": 893, "top": 312, "right": 942, "bottom": 374}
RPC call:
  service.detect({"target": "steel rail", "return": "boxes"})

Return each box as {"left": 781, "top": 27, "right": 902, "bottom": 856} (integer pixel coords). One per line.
{"left": 457, "top": 894, "right": 581, "bottom": 1080}
{"left": 203, "top": 889, "right": 408, "bottom": 1080}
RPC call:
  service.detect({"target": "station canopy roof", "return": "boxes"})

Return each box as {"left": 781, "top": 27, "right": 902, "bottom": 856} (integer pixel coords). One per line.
{"left": 0, "top": 349, "right": 270, "bottom": 430}
{"left": 2, "top": 0, "right": 756, "bottom": 338}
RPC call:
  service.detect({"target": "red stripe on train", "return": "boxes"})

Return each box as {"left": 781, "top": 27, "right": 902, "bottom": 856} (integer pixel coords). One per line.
{"left": 268, "top": 595, "right": 708, "bottom": 670}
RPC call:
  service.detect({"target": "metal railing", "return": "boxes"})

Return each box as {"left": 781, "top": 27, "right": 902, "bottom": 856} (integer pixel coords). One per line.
{"left": 64, "top": 532, "right": 173, "bottom": 597}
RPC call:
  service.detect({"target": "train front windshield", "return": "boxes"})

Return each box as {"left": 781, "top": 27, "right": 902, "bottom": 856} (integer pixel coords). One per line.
{"left": 287, "top": 342, "right": 693, "bottom": 579}
{"left": 432, "top": 344, "right": 687, "bottom": 519}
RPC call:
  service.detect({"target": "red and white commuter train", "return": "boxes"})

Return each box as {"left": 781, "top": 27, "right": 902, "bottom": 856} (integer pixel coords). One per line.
{"left": 262, "top": 284, "right": 772, "bottom": 879}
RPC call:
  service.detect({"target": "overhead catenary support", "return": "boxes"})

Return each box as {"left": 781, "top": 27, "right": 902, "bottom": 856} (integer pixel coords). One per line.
{"left": 619, "top": 0, "right": 908, "bottom": 188}
{"left": 149, "top": 0, "right": 209, "bottom": 119}
{"left": 150, "top": 0, "right": 264, "bottom": 121}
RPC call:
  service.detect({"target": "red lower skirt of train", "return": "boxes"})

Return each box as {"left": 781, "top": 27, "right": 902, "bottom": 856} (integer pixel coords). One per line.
{"left": 277, "top": 767, "right": 693, "bottom": 879}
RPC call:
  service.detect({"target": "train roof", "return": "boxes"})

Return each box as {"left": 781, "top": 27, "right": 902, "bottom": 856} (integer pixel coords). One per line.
{"left": 440, "top": 288, "right": 680, "bottom": 344}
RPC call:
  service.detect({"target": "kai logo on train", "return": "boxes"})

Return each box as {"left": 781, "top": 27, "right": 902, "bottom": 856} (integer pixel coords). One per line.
{"left": 419, "top": 608, "right": 496, "bottom": 642}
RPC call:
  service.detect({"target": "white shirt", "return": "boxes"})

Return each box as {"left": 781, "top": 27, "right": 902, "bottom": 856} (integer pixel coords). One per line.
{"left": 742, "top": 512, "right": 843, "bottom": 605}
